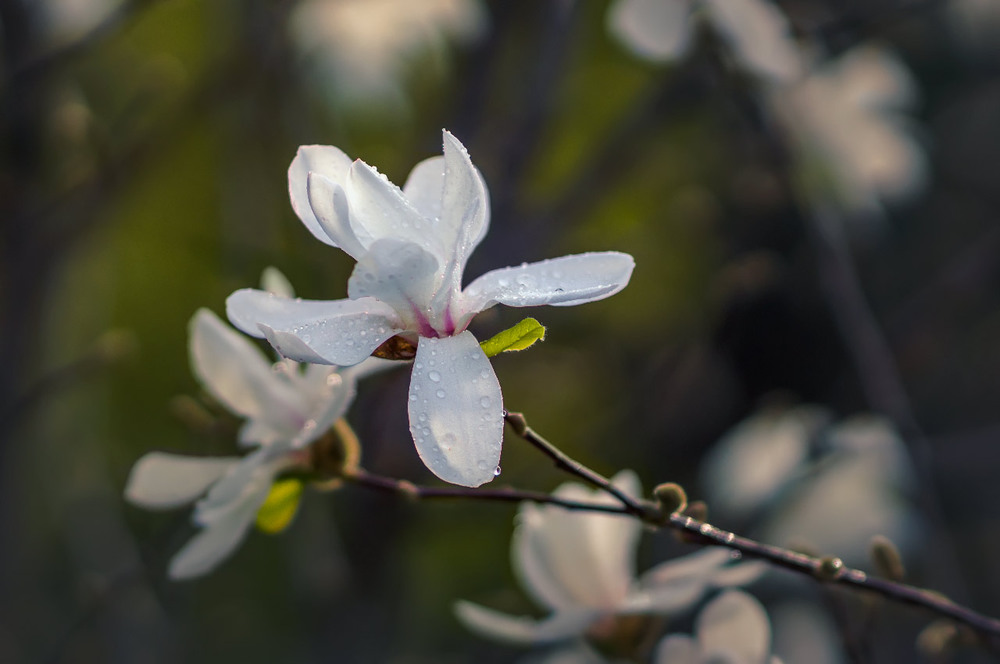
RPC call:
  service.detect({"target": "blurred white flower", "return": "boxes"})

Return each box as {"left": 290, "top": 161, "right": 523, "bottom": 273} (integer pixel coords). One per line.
{"left": 607, "top": 0, "right": 802, "bottom": 81}
{"left": 41, "top": 0, "right": 120, "bottom": 43}
{"left": 654, "top": 590, "right": 781, "bottom": 664}
{"left": 454, "top": 471, "right": 765, "bottom": 648}
{"left": 290, "top": 0, "right": 487, "bottom": 106}
{"left": 701, "top": 406, "right": 919, "bottom": 565}
{"left": 227, "top": 130, "right": 634, "bottom": 487}
{"left": 770, "top": 45, "right": 927, "bottom": 216}
{"left": 125, "top": 289, "right": 382, "bottom": 579}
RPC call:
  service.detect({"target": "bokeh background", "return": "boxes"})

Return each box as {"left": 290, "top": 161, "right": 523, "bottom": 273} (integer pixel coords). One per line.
{"left": 3, "top": 0, "right": 1000, "bottom": 662}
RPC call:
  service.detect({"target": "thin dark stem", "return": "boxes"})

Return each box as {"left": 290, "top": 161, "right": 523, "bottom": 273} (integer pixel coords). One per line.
{"left": 503, "top": 411, "right": 659, "bottom": 521}
{"left": 345, "top": 469, "right": 634, "bottom": 517}
{"left": 668, "top": 515, "right": 1000, "bottom": 638}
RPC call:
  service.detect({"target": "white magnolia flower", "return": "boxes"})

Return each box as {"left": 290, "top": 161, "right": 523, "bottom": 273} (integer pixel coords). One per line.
{"left": 655, "top": 590, "right": 781, "bottom": 664}
{"left": 290, "top": 0, "right": 486, "bottom": 105}
{"left": 770, "top": 45, "right": 927, "bottom": 216}
{"left": 454, "top": 471, "right": 765, "bottom": 647}
{"left": 701, "top": 407, "right": 918, "bottom": 565}
{"left": 607, "top": 0, "right": 802, "bottom": 81}
{"left": 125, "top": 305, "right": 380, "bottom": 579}
{"left": 226, "top": 130, "right": 634, "bottom": 487}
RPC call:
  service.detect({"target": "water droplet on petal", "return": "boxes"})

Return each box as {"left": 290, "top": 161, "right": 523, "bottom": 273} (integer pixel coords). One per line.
{"left": 479, "top": 397, "right": 491, "bottom": 408}
{"left": 417, "top": 413, "right": 427, "bottom": 422}
{"left": 494, "top": 466, "right": 502, "bottom": 477}
{"left": 435, "top": 389, "right": 446, "bottom": 398}
{"left": 428, "top": 370, "right": 441, "bottom": 383}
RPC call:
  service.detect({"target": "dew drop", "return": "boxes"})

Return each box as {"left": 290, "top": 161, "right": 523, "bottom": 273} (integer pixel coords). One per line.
{"left": 409, "top": 395, "right": 417, "bottom": 402}
{"left": 417, "top": 413, "right": 427, "bottom": 422}
{"left": 435, "top": 389, "right": 446, "bottom": 399}
{"left": 428, "top": 370, "right": 442, "bottom": 383}
{"left": 479, "top": 397, "right": 491, "bottom": 408}
{"left": 494, "top": 466, "right": 502, "bottom": 477}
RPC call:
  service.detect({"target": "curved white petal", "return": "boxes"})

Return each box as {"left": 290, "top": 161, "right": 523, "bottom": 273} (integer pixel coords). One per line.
{"left": 435, "top": 130, "right": 490, "bottom": 283}
{"left": 454, "top": 601, "right": 598, "bottom": 645}
{"left": 226, "top": 289, "right": 405, "bottom": 366}
{"left": 608, "top": 0, "right": 693, "bottom": 62}
{"left": 288, "top": 369, "right": 358, "bottom": 449}
{"left": 512, "top": 472, "right": 642, "bottom": 612}
{"left": 168, "top": 475, "right": 272, "bottom": 580}
{"left": 654, "top": 634, "right": 702, "bottom": 664}
{"left": 705, "top": 0, "right": 802, "bottom": 82}
{"left": 618, "top": 576, "right": 708, "bottom": 615}
{"left": 346, "top": 238, "right": 441, "bottom": 331}
{"left": 289, "top": 145, "right": 354, "bottom": 247}
{"left": 641, "top": 548, "right": 732, "bottom": 587}
{"left": 463, "top": 252, "right": 635, "bottom": 313}
{"left": 189, "top": 309, "right": 304, "bottom": 429}
{"left": 124, "top": 452, "right": 238, "bottom": 509}
{"left": 407, "top": 331, "right": 503, "bottom": 487}
{"left": 346, "top": 158, "right": 438, "bottom": 255}
{"left": 697, "top": 590, "right": 772, "bottom": 664}
{"left": 710, "top": 560, "right": 768, "bottom": 588}
{"left": 402, "top": 155, "right": 445, "bottom": 221}
{"left": 307, "top": 172, "right": 368, "bottom": 259}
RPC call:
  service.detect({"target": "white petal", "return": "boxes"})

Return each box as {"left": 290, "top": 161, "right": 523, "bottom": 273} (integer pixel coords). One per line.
{"left": 189, "top": 309, "right": 304, "bottom": 429}
{"left": 346, "top": 238, "right": 441, "bottom": 331}
{"left": 463, "top": 252, "right": 635, "bottom": 313}
{"left": 407, "top": 331, "right": 503, "bottom": 487}
{"left": 641, "top": 548, "right": 732, "bottom": 587}
{"left": 697, "top": 590, "right": 772, "bottom": 663}
{"left": 433, "top": 130, "right": 490, "bottom": 297}
{"left": 307, "top": 172, "right": 368, "bottom": 259}
{"left": 705, "top": 0, "right": 802, "bottom": 82}
{"left": 453, "top": 601, "right": 597, "bottom": 645}
{"left": 608, "top": 0, "right": 693, "bottom": 62}
{"left": 346, "top": 158, "right": 437, "bottom": 255}
{"left": 288, "top": 145, "right": 354, "bottom": 247}
{"left": 653, "top": 635, "right": 702, "bottom": 664}
{"left": 619, "top": 577, "right": 709, "bottom": 615}
{"left": 168, "top": 475, "right": 272, "bottom": 580}
{"left": 289, "top": 369, "right": 358, "bottom": 449}
{"left": 124, "top": 452, "right": 238, "bottom": 509}
{"left": 226, "top": 289, "right": 404, "bottom": 366}
{"left": 402, "top": 155, "right": 445, "bottom": 221}
{"left": 710, "top": 560, "right": 769, "bottom": 588}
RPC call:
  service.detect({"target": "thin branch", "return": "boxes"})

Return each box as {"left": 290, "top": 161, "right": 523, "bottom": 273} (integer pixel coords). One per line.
{"left": 344, "top": 468, "right": 634, "bottom": 517}
{"left": 503, "top": 411, "right": 659, "bottom": 521}
{"left": 668, "top": 515, "right": 1000, "bottom": 638}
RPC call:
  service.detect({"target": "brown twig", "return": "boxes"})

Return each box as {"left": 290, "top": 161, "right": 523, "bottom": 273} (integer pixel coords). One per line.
{"left": 495, "top": 411, "right": 1000, "bottom": 641}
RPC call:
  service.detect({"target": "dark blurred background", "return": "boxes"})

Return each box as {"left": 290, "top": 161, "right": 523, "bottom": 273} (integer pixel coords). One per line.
{"left": 2, "top": 0, "right": 1000, "bottom": 661}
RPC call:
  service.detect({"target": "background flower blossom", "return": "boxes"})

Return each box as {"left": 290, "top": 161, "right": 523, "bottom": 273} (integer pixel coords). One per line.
{"left": 607, "top": 0, "right": 802, "bottom": 81}
{"left": 454, "top": 471, "right": 765, "bottom": 649}
{"left": 227, "top": 130, "right": 634, "bottom": 487}
{"left": 125, "top": 303, "right": 380, "bottom": 578}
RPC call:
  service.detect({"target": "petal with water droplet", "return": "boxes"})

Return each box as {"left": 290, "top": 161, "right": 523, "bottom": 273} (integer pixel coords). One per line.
{"left": 463, "top": 252, "right": 635, "bottom": 313}
{"left": 408, "top": 331, "right": 502, "bottom": 487}
{"left": 226, "top": 289, "right": 404, "bottom": 366}
{"left": 288, "top": 145, "right": 353, "bottom": 247}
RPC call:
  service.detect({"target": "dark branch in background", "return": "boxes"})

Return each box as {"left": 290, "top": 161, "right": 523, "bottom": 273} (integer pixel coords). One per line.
{"left": 355, "top": 412, "right": 1000, "bottom": 642}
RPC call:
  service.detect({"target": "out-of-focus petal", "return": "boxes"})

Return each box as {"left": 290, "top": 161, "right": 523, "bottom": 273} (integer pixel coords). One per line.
{"left": 641, "top": 548, "right": 732, "bottom": 586}
{"left": 619, "top": 577, "right": 708, "bottom": 615}
{"left": 700, "top": 406, "right": 826, "bottom": 520}
{"left": 709, "top": 560, "right": 769, "bottom": 588}
{"left": 705, "top": 0, "right": 802, "bottom": 82}
{"left": 608, "top": 0, "right": 693, "bottom": 62}
{"left": 346, "top": 238, "right": 441, "bottom": 330}
{"left": 261, "top": 267, "right": 296, "bottom": 298}
{"left": 168, "top": 477, "right": 272, "bottom": 580}
{"left": 289, "top": 145, "right": 354, "bottom": 247}
{"left": 189, "top": 309, "right": 303, "bottom": 430}
{"left": 226, "top": 289, "right": 404, "bottom": 366}
{"left": 513, "top": 503, "right": 590, "bottom": 612}
{"left": 453, "top": 601, "right": 598, "bottom": 645}
{"left": 307, "top": 172, "right": 368, "bottom": 259}
{"left": 696, "top": 590, "right": 772, "bottom": 663}
{"left": 654, "top": 634, "right": 702, "bottom": 664}
{"left": 124, "top": 452, "right": 238, "bottom": 509}
{"left": 407, "top": 331, "right": 503, "bottom": 487}
{"left": 463, "top": 252, "right": 635, "bottom": 312}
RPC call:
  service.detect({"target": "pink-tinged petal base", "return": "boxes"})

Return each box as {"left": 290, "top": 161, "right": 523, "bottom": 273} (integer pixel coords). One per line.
{"left": 407, "top": 331, "right": 503, "bottom": 487}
